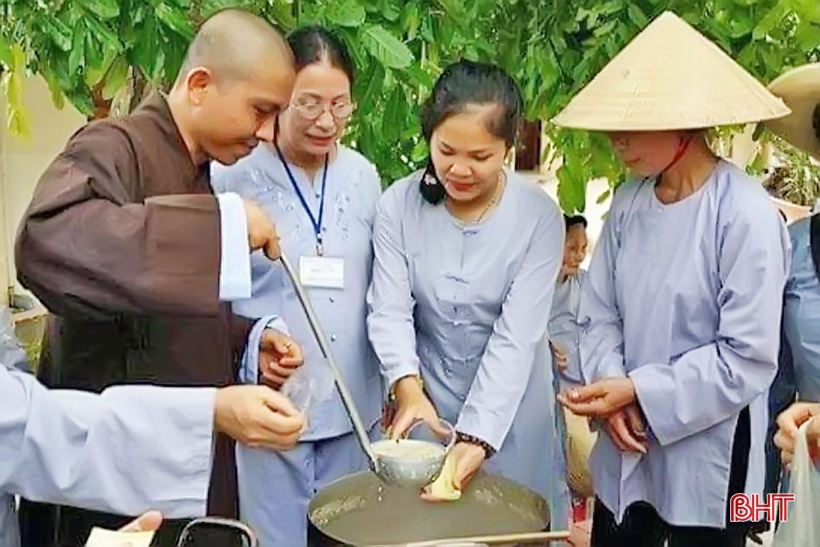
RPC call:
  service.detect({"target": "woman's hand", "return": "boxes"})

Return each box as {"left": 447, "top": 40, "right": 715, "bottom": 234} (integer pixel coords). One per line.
{"left": 258, "top": 329, "right": 303, "bottom": 388}
{"left": 421, "top": 442, "right": 487, "bottom": 501}
{"left": 602, "top": 404, "right": 648, "bottom": 453}
{"left": 559, "top": 379, "right": 647, "bottom": 453}
{"left": 558, "top": 378, "right": 637, "bottom": 417}
{"left": 775, "top": 402, "right": 820, "bottom": 469}
{"left": 388, "top": 376, "right": 447, "bottom": 439}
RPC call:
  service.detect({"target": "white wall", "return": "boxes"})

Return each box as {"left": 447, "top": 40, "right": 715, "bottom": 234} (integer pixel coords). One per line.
{"left": 0, "top": 75, "right": 85, "bottom": 305}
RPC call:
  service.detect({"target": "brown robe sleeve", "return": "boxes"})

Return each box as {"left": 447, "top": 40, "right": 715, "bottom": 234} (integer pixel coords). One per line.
{"left": 230, "top": 314, "right": 254, "bottom": 375}
{"left": 15, "top": 123, "right": 225, "bottom": 321}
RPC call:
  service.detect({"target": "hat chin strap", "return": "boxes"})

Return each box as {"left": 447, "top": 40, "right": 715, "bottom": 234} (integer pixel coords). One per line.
{"left": 657, "top": 134, "right": 696, "bottom": 178}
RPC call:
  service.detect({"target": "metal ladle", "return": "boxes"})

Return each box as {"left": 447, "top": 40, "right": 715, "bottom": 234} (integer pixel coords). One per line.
{"left": 278, "top": 254, "right": 448, "bottom": 487}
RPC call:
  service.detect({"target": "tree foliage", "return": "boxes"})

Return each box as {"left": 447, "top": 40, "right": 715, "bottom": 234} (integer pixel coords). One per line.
{"left": 1, "top": 0, "right": 819, "bottom": 212}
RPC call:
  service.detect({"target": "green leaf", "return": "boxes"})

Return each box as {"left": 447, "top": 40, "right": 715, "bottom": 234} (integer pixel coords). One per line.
{"left": 64, "top": 83, "right": 96, "bottom": 117}
{"left": 728, "top": 16, "right": 754, "bottom": 39}
{"left": 358, "top": 24, "right": 414, "bottom": 69}
{"left": 265, "top": 0, "right": 297, "bottom": 30}
{"left": 83, "top": 34, "right": 110, "bottom": 86}
{"left": 795, "top": 23, "right": 820, "bottom": 53}
{"left": 592, "top": 20, "right": 618, "bottom": 37}
{"left": 325, "top": 0, "right": 366, "bottom": 27}
{"left": 155, "top": 3, "right": 195, "bottom": 39}
{"left": 81, "top": 0, "right": 120, "bottom": 19}
{"left": 401, "top": 3, "right": 422, "bottom": 40}
{"left": 753, "top": 4, "right": 786, "bottom": 40}
{"left": 401, "top": 63, "right": 435, "bottom": 90}
{"left": 298, "top": 1, "right": 324, "bottom": 25}
{"left": 103, "top": 55, "right": 130, "bottom": 99}
{"left": 433, "top": 0, "right": 466, "bottom": 20}
{"left": 411, "top": 138, "right": 428, "bottom": 162}
{"left": 162, "top": 39, "right": 188, "bottom": 86}
{"left": 626, "top": 4, "right": 648, "bottom": 27}
{"left": 420, "top": 15, "right": 435, "bottom": 42}
{"left": 131, "top": 14, "right": 158, "bottom": 75}
{"left": 356, "top": 62, "right": 385, "bottom": 108}
{"left": 41, "top": 16, "right": 74, "bottom": 52}
{"left": 377, "top": 0, "right": 402, "bottom": 22}
{"left": 68, "top": 24, "right": 86, "bottom": 75}
{"left": 384, "top": 85, "right": 407, "bottom": 141}
{"left": 3, "top": 44, "right": 32, "bottom": 138}
{"left": 85, "top": 16, "right": 121, "bottom": 53}
{"left": 40, "top": 65, "right": 67, "bottom": 109}
{"left": 0, "top": 35, "right": 12, "bottom": 67}
{"left": 556, "top": 169, "right": 586, "bottom": 214}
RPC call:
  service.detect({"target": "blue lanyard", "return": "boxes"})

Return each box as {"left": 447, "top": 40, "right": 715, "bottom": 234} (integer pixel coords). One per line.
{"left": 275, "top": 143, "right": 329, "bottom": 256}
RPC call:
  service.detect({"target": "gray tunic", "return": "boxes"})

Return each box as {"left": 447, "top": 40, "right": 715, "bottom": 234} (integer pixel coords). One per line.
{"left": 367, "top": 169, "right": 566, "bottom": 504}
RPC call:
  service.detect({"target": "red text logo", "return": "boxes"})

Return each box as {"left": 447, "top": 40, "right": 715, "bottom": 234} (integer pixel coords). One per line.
{"left": 729, "top": 493, "right": 794, "bottom": 523}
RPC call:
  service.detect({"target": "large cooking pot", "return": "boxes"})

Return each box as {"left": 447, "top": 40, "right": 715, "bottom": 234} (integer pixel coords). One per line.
{"left": 307, "top": 471, "right": 551, "bottom": 546}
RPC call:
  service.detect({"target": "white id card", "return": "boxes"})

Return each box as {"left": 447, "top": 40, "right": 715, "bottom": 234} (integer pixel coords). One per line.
{"left": 85, "top": 527, "right": 155, "bottom": 547}
{"left": 299, "top": 256, "right": 345, "bottom": 289}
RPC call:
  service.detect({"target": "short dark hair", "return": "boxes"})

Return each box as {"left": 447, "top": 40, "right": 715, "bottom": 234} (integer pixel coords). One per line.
{"left": 565, "top": 214, "right": 588, "bottom": 230}
{"left": 287, "top": 25, "right": 355, "bottom": 85}
{"left": 419, "top": 60, "right": 524, "bottom": 205}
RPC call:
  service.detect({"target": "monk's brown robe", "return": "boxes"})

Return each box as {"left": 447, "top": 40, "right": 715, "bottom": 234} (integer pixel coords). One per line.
{"left": 15, "top": 92, "right": 252, "bottom": 547}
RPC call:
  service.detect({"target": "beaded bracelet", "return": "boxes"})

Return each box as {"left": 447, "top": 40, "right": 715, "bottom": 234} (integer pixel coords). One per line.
{"left": 456, "top": 431, "right": 497, "bottom": 460}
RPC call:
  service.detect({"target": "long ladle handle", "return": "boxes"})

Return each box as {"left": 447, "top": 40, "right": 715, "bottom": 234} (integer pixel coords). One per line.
{"left": 400, "top": 530, "right": 572, "bottom": 546}
{"left": 277, "top": 254, "right": 379, "bottom": 470}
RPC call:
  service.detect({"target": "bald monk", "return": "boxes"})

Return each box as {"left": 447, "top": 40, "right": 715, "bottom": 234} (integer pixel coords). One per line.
{"left": 14, "top": 9, "right": 300, "bottom": 547}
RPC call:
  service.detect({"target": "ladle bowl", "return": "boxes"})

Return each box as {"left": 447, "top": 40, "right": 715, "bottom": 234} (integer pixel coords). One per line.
{"left": 373, "top": 419, "right": 456, "bottom": 489}
{"left": 278, "top": 254, "right": 454, "bottom": 490}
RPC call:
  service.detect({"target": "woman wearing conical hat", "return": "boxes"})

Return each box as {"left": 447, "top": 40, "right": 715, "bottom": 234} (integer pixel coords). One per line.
{"left": 764, "top": 62, "right": 820, "bottom": 501}
{"left": 556, "top": 11, "right": 792, "bottom": 547}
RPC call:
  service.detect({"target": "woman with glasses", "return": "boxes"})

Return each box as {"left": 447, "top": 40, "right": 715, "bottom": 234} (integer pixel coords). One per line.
{"left": 211, "top": 25, "right": 383, "bottom": 546}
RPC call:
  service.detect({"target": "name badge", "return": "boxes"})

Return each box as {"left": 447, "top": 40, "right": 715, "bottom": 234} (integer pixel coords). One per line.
{"left": 299, "top": 256, "right": 345, "bottom": 289}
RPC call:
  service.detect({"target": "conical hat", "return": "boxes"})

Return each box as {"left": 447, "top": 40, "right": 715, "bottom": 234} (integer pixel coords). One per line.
{"left": 764, "top": 63, "right": 820, "bottom": 161}
{"left": 551, "top": 11, "right": 790, "bottom": 132}
{"left": 563, "top": 408, "right": 596, "bottom": 499}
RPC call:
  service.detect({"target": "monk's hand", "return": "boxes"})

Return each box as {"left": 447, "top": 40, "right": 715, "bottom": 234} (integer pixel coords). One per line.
{"left": 388, "top": 375, "right": 449, "bottom": 440}
{"left": 243, "top": 199, "right": 281, "bottom": 259}
{"left": 558, "top": 378, "right": 637, "bottom": 417}
{"left": 603, "top": 405, "right": 648, "bottom": 454}
{"left": 118, "top": 511, "right": 163, "bottom": 533}
{"left": 214, "top": 385, "right": 306, "bottom": 450}
{"left": 259, "top": 329, "right": 303, "bottom": 389}
{"left": 550, "top": 340, "right": 568, "bottom": 372}
{"left": 775, "top": 402, "right": 820, "bottom": 470}
{"left": 421, "top": 442, "right": 486, "bottom": 501}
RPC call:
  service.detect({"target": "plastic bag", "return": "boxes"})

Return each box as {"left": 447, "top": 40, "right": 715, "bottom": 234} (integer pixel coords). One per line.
{"left": 0, "top": 307, "right": 28, "bottom": 371}
{"left": 772, "top": 420, "right": 820, "bottom": 546}
{"left": 280, "top": 352, "right": 336, "bottom": 423}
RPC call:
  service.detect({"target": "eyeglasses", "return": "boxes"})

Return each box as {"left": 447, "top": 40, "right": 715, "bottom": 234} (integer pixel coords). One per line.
{"left": 289, "top": 98, "right": 356, "bottom": 122}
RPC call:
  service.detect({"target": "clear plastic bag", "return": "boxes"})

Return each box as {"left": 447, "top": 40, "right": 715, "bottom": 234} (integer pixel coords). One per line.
{"left": 0, "top": 307, "right": 28, "bottom": 371}
{"left": 280, "top": 353, "right": 336, "bottom": 423}
{"left": 772, "top": 420, "right": 820, "bottom": 546}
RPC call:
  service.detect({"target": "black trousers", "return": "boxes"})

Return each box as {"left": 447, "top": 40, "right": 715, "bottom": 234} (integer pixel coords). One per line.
{"left": 591, "top": 407, "right": 752, "bottom": 547}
